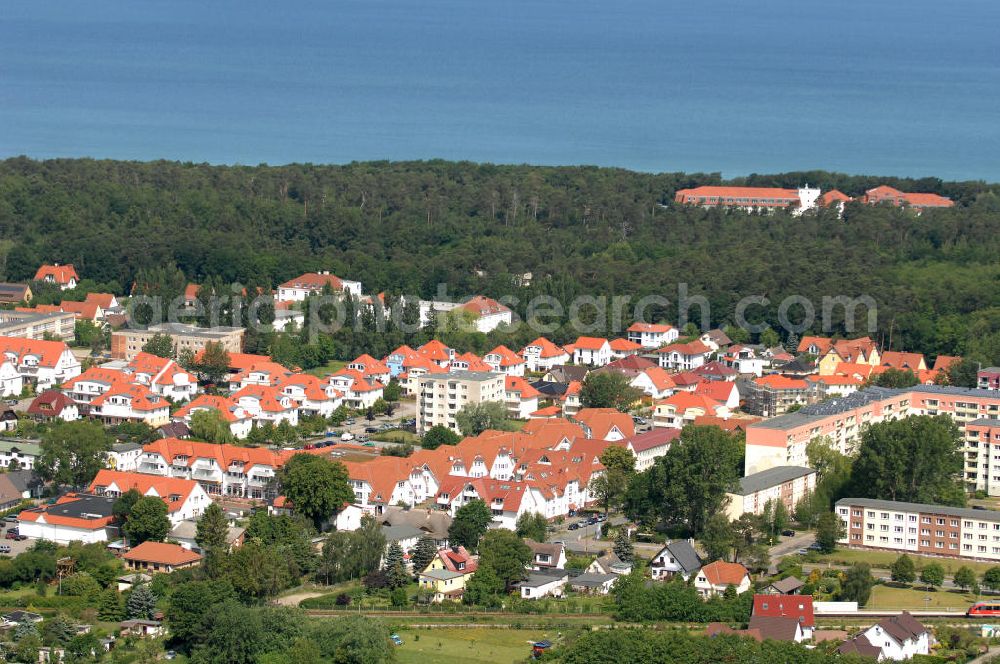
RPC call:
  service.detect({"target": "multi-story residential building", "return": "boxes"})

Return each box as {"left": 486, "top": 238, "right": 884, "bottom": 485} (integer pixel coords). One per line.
{"left": 276, "top": 271, "right": 362, "bottom": 301}
{"left": 740, "top": 374, "right": 812, "bottom": 417}
{"left": 653, "top": 393, "right": 729, "bottom": 429}
{"left": 836, "top": 497, "right": 1000, "bottom": 562}
{"left": 0, "top": 335, "right": 81, "bottom": 391}
{"left": 504, "top": 375, "right": 540, "bottom": 420}
{"left": 111, "top": 323, "right": 244, "bottom": 361}
{"left": 0, "top": 310, "right": 76, "bottom": 342}
{"left": 622, "top": 428, "right": 680, "bottom": 472}
{"left": 520, "top": 337, "right": 570, "bottom": 373}
{"left": 572, "top": 337, "right": 612, "bottom": 367}
{"left": 655, "top": 340, "right": 712, "bottom": 371}
{"left": 725, "top": 466, "right": 816, "bottom": 520}
{"left": 484, "top": 345, "right": 526, "bottom": 376}
{"left": 138, "top": 438, "right": 291, "bottom": 499}
{"left": 0, "top": 439, "right": 40, "bottom": 470}
{"left": 417, "top": 370, "right": 505, "bottom": 434}
{"left": 173, "top": 394, "right": 254, "bottom": 439}
{"left": 626, "top": 322, "right": 678, "bottom": 349}
{"left": 89, "top": 470, "right": 210, "bottom": 526}
{"left": 744, "top": 387, "right": 912, "bottom": 474}
{"left": 231, "top": 384, "right": 299, "bottom": 426}
{"left": 327, "top": 368, "right": 383, "bottom": 410}
{"left": 123, "top": 353, "right": 199, "bottom": 402}
{"left": 459, "top": 296, "right": 513, "bottom": 333}
{"left": 89, "top": 383, "right": 171, "bottom": 427}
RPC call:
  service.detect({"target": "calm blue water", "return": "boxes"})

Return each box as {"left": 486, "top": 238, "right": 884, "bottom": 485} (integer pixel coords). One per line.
{"left": 2, "top": 0, "right": 999, "bottom": 180}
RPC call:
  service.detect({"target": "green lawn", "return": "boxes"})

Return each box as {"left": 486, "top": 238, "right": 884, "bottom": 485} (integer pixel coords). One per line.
{"left": 815, "top": 549, "right": 1000, "bottom": 577}
{"left": 867, "top": 584, "right": 977, "bottom": 610}
{"left": 373, "top": 430, "right": 420, "bottom": 445}
{"left": 393, "top": 628, "right": 554, "bottom": 664}
{"left": 306, "top": 359, "right": 348, "bottom": 377}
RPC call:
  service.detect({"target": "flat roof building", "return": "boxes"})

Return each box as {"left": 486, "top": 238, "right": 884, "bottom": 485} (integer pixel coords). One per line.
{"left": 111, "top": 322, "right": 244, "bottom": 361}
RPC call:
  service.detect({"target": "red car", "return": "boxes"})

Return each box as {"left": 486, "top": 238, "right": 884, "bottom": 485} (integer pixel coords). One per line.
{"left": 4, "top": 531, "right": 16, "bottom": 540}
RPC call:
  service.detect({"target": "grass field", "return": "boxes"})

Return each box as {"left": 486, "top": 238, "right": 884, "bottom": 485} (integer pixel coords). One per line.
{"left": 815, "top": 549, "right": 999, "bottom": 577}
{"left": 373, "top": 429, "right": 420, "bottom": 445}
{"left": 393, "top": 628, "right": 554, "bottom": 664}
{"left": 867, "top": 584, "right": 977, "bottom": 610}
{"left": 306, "top": 359, "right": 348, "bottom": 377}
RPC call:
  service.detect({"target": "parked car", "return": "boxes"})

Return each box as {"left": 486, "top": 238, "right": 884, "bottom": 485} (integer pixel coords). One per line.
{"left": 5, "top": 400, "right": 17, "bottom": 406}
{"left": 568, "top": 523, "right": 580, "bottom": 531}
{"left": 340, "top": 432, "right": 355, "bottom": 441}
{"left": 365, "top": 426, "right": 379, "bottom": 433}
{"left": 390, "top": 634, "right": 403, "bottom": 646}
{"left": 781, "top": 529, "right": 795, "bottom": 537}
{"left": 357, "top": 434, "right": 369, "bottom": 443}
{"left": 0, "top": 545, "right": 10, "bottom": 554}
{"left": 796, "top": 548, "right": 809, "bottom": 555}
{"left": 345, "top": 418, "right": 356, "bottom": 425}
{"left": 363, "top": 442, "right": 375, "bottom": 447}
{"left": 632, "top": 416, "right": 646, "bottom": 425}
{"left": 5, "top": 531, "right": 17, "bottom": 540}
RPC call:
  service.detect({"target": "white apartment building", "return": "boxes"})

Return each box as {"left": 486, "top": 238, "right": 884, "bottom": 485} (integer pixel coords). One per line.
{"left": 416, "top": 370, "right": 505, "bottom": 434}
{"left": 626, "top": 322, "right": 679, "bottom": 349}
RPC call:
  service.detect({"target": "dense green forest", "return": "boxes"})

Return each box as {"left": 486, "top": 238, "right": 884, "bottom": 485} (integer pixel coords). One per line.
{"left": 0, "top": 157, "right": 998, "bottom": 363}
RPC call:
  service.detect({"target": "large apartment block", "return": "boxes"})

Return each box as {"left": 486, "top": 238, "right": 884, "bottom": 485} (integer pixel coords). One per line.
{"left": 0, "top": 310, "right": 76, "bottom": 342}
{"left": 112, "top": 323, "right": 244, "bottom": 361}
{"left": 836, "top": 497, "right": 1000, "bottom": 562}
{"left": 416, "top": 370, "right": 505, "bottom": 434}
{"left": 746, "top": 385, "right": 1000, "bottom": 492}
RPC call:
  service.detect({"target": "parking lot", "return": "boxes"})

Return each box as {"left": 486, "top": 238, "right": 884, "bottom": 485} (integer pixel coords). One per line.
{"left": 0, "top": 520, "right": 33, "bottom": 556}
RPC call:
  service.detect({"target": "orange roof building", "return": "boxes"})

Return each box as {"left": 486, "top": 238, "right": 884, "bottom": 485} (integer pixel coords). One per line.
{"left": 124, "top": 541, "right": 202, "bottom": 572}
{"left": 34, "top": 264, "right": 79, "bottom": 288}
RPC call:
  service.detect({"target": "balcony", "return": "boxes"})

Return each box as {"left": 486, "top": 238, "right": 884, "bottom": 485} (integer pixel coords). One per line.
{"left": 138, "top": 462, "right": 162, "bottom": 473}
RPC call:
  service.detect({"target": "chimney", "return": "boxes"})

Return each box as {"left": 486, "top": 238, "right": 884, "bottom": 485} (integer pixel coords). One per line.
{"left": 451, "top": 545, "right": 460, "bottom": 554}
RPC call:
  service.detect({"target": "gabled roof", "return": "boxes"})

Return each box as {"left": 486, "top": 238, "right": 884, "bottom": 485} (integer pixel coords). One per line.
{"left": 657, "top": 340, "right": 711, "bottom": 356}
{"left": 698, "top": 561, "right": 748, "bottom": 587}
{"left": 693, "top": 361, "right": 738, "bottom": 379}
{"left": 627, "top": 322, "right": 674, "bottom": 334}
{"left": 0, "top": 336, "right": 72, "bottom": 368}
{"left": 506, "top": 375, "right": 541, "bottom": 400}
{"left": 461, "top": 295, "right": 511, "bottom": 316}
{"left": 27, "top": 390, "right": 77, "bottom": 416}
{"left": 486, "top": 345, "right": 525, "bottom": 367}
{"left": 625, "top": 428, "right": 680, "bottom": 453}
{"left": 655, "top": 539, "right": 702, "bottom": 574}
{"left": 85, "top": 292, "right": 117, "bottom": 309}
{"left": 608, "top": 338, "right": 643, "bottom": 352}
{"left": 89, "top": 470, "right": 199, "bottom": 513}
{"left": 694, "top": 380, "right": 738, "bottom": 402}
{"left": 876, "top": 611, "right": 929, "bottom": 643}
{"left": 59, "top": 300, "right": 101, "bottom": 320}
{"left": 837, "top": 633, "right": 882, "bottom": 658}
{"left": 90, "top": 383, "right": 168, "bottom": 412}
{"left": 880, "top": 350, "right": 925, "bottom": 371}
{"left": 573, "top": 336, "right": 610, "bottom": 351}
{"left": 932, "top": 355, "right": 961, "bottom": 373}
{"left": 657, "top": 392, "right": 722, "bottom": 415}
{"left": 573, "top": 408, "right": 634, "bottom": 440}
{"left": 522, "top": 337, "right": 568, "bottom": 359}
{"left": 747, "top": 615, "right": 802, "bottom": 642}
{"left": 174, "top": 394, "right": 247, "bottom": 423}
{"left": 821, "top": 189, "right": 851, "bottom": 206}
{"left": 451, "top": 352, "right": 492, "bottom": 372}
{"left": 752, "top": 593, "right": 814, "bottom": 627}
{"left": 279, "top": 272, "right": 344, "bottom": 291}
{"left": 604, "top": 355, "right": 657, "bottom": 372}
{"left": 34, "top": 264, "right": 79, "bottom": 284}
{"left": 418, "top": 339, "right": 452, "bottom": 362}
{"left": 639, "top": 366, "right": 677, "bottom": 392}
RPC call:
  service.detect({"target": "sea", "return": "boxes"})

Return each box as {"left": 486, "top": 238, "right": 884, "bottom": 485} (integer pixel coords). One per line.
{"left": 2, "top": 0, "right": 999, "bottom": 180}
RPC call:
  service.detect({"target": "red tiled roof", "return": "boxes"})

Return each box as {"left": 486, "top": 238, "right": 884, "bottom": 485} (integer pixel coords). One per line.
{"left": 608, "top": 338, "right": 643, "bottom": 352}
{"left": 700, "top": 560, "right": 749, "bottom": 586}
{"left": 625, "top": 428, "right": 680, "bottom": 453}
{"left": 59, "top": 300, "right": 101, "bottom": 320}
{"left": 89, "top": 470, "right": 199, "bottom": 513}
{"left": 461, "top": 295, "right": 510, "bottom": 316}
{"left": 27, "top": 389, "right": 76, "bottom": 416}
{"left": 573, "top": 408, "right": 634, "bottom": 440}
{"left": 506, "top": 375, "right": 541, "bottom": 400}
{"left": 522, "top": 337, "right": 568, "bottom": 359}
{"left": 0, "top": 336, "right": 72, "bottom": 369}
{"left": 752, "top": 594, "right": 814, "bottom": 627}
{"left": 880, "top": 351, "right": 925, "bottom": 371}
{"left": 932, "top": 355, "right": 961, "bottom": 373}
{"left": 626, "top": 322, "right": 674, "bottom": 334}
{"left": 573, "top": 336, "right": 609, "bottom": 351}
{"left": 34, "top": 264, "right": 79, "bottom": 284}
{"left": 675, "top": 186, "right": 798, "bottom": 206}
{"left": 821, "top": 190, "right": 851, "bottom": 206}
{"left": 279, "top": 272, "right": 344, "bottom": 291}
{"left": 174, "top": 394, "right": 247, "bottom": 423}
{"left": 486, "top": 345, "right": 524, "bottom": 367}
{"left": 694, "top": 381, "right": 737, "bottom": 402}
{"left": 656, "top": 340, "right": 711, "bottom": 356}
{"left": 124, "top": 541, "right": 202, "bottom": 566}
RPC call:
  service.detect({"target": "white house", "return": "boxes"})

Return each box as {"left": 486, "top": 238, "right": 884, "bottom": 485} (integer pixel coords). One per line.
{"left": 18, "top": 493, "right": 117, "bottom": 544}
{"left": 626, "top": 322, "right": 679, "bottom": 349}
{"left": 484, "top": 345, "right": 526, "bottom": 376}
{"left": 630, "top": 366, "right": 676, "bottom": 400}
{"left": 505, "top": 375, "right": 540, "bottom": 420}
{"left": 460, "top": 296, "right": 513, "bottom": 333}
{"left": 838, "top": 612, "right": 932, "bottom": 661}
{"left": 520, "top": 571, "right": 568, "bottom": 599}
{"left": 89, "top": 470, "right": 210, "bottom": 526}
{"left": 0, "top": 336, "right": 81, "bottom": 391}
{"left": 276, "top": 272, "right": 362, "bottom": 301}
{"left": 572, "top": 337, "right": 612, "bottom": 367}
{"left": 693, "top": 561, "right": 751, "bottom": 598}
{"left": 656, "top": 340, "right": 712, "bottom": 371}
{"left": 520, "top": 338, "right": 570, "bottom": 373}
{"left": 124, "top": 353, "right": 199, "bottom": 402}
{"left": 623, "top": 428, "right": 680, "bottom": 472}
{"left": 650, "top": 539, "right": 703, "bottom": 581}
{"left": 721, "top": 345, "right": 767, "bottom": 377}
{"left": 173, "top": 394, "right": 254, "bottom": 440}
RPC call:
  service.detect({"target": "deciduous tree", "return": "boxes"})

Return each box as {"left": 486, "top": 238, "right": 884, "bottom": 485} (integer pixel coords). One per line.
{"left": 278, "top": 453, "right": 354, "bottom": 529}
